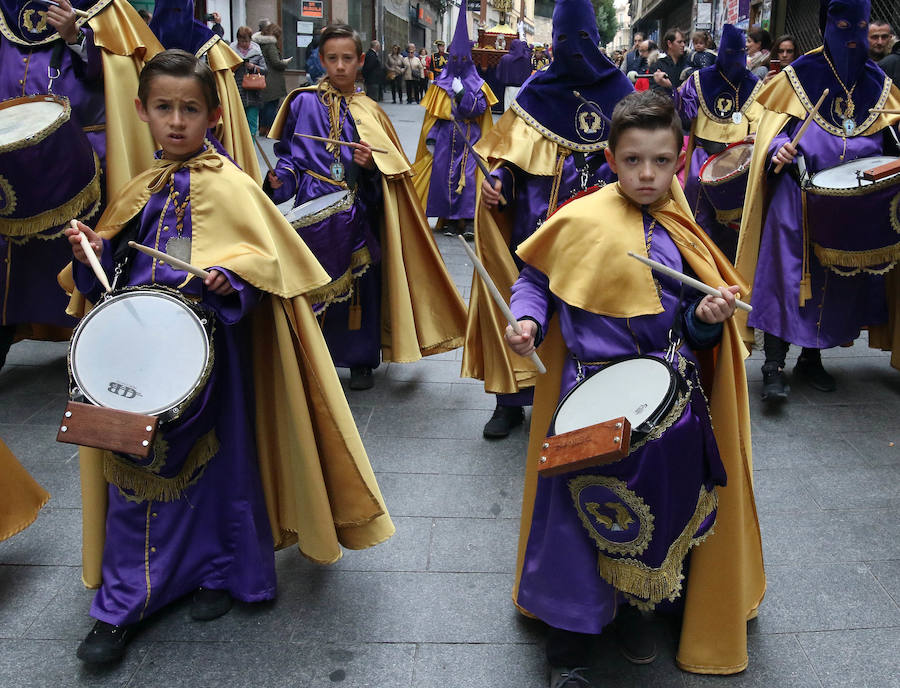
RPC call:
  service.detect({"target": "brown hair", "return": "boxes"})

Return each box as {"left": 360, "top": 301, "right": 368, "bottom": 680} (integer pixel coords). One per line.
{"left": 319, "top": 23, "right": 364, "bottom": 57}
{"left": 608, "top": 90, "right": 682, "bottom": 154}
{"left": 138, "top": 49, "right": 219, "bottom": 111}
{"left": 235, "top": 25, "right": 252, "bottom": 40}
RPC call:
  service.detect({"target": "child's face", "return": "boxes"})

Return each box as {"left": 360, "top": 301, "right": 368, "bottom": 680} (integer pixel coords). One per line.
{"left": 605, "top": 127, "right": 680, "bottom": 207}
{"left": 321, "top": 37, "right": 362, "bottom": 93}
{"left": 693, "top": 38, "right": 705, "bottom": 52}
{"left": 135, "top": 76, "right": 220, "bottom": 161}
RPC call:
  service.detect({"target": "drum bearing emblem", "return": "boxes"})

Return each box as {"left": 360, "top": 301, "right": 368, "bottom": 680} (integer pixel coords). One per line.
{"left": 569, "top": 474, "right": 653, "bottom": 556}
{"left": 107, "top": 381, "right": 141, "bottom": 400}
{"left": 0, "top": 175, "right": 16, "bottom": 217}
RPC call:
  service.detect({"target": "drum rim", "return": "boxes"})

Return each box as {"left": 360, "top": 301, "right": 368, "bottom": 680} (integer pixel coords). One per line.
{"left": 0, "top": 94, "right": 70, "bottom": 155}
{"left": 548, "top": 354, "right": 679, "bottom": 438}
{"left": 806, "top": 156, "right": 900, "bottom": 195}
{"left": 698, "top": 141, "right": 754, "bottom": 185}
{"left": 69, "top": 287, "right": 214, "bottom": 418}
{"left": 286, "top": 189, "right": 356, "bottom": 228}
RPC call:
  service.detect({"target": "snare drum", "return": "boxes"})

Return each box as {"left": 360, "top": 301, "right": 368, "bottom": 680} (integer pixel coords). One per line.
{"left": 0, "top": 94, "right": 101, "bottom": 237}
{"left": 698, "top": 141, "right": 754, "bottom": 224}
{"left": 804, "top": 156, "right": 900, "bottom": 274}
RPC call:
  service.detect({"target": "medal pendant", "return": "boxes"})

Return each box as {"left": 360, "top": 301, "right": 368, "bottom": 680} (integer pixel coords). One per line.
{"left": 165, "top": 236, "right": 192, "bottom": 264}
{"left": 843, "top": 118, "right": 855, "bottom": 136}
{"left": 732, "top": 111, "right": 743, "bottom": 124}
{"left": 330, "top": 161, "right": 345, "bottom": 182}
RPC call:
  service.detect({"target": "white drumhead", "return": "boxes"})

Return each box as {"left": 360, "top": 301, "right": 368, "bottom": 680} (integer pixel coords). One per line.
{"left": 285, "top": 190, "right": 351, "bottom": 222}
{"left": 700, "top": 143, "right": 754, "bottom": 182}
{"left": 810, "top": 156, "right": 899, "bottom": 189}
{"left": 554, "top": 358, "right": 674, "bottom": 435}
{"left": 0, "top": 99, "right": 65, "bottom": 146}
{"left": 70, "top": 291, "right": 210, "bottom": 416}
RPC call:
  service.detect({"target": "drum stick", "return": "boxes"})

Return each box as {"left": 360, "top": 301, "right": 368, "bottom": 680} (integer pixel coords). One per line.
{"left": 73, "top": 221, "right": 111, "bottom": 293}
{"left": 253, "top": 136, "right": 275, "bottom": 174}
{"left": 627, "top": 251, "right": 752, "bottom": 313}
{"left": 774, "top": 88, "right": 829, "bottom": 174}
{"left": 36, "top": 0, "right": 89, "bottom": 18}
{"left": 456, "top": 235, "right": 547, "bottom": 375}
{"left": 449, "top": 115, "right": 507, "bottom": 205}
{"left": 127, "top": 241, "right": 211, "bottom": 280}
{"left": 293, "top": 133, "right": 389, "bottom": 154}
{"left": 572, "top": 90, "right": 612, "bottom": 125}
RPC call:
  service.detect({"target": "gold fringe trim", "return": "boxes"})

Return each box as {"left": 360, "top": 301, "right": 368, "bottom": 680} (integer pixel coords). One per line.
{"left": 306, "top": 247, "right": 373, "bottom": 308}
{"left": 597, "top": 486, "right": 718, "bottom": 609}
{"left": 800, "top": 189, "right": 812, "bottom": 306}
{"left": 0, "top": 152, "right": 101, "bottom": 236}
{"left": 812, "top": 242, "right": 900, "bottom": 270}
{"left": 103, "top": 429, "right": 220, "bottom": 503}
{"left": 713, "top": 206, "right": 743, "bottom": 224}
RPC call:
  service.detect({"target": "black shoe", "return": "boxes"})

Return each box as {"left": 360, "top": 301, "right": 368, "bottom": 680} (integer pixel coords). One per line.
{"left": 483, "top": 405, "right": 525, "bottom": 439}
{"left": 615, "top": 605, "right": 657, "bottom": 665}
{"left": 76, "top": 620, "right": 135, "bottom": 664}
{"left": 794, "top": 355, "right": 836, "bottom": 392}
{"left": 462, "top": 229, "right": 475, "bottom": 241}
{"left": 442, "top": 223, "right": 460, "bottom": 237}
{"left": 761, "top": 362, "right": 789, "bottom": 402}
{"left": 349, "top": 366, "right": 375, "bottom": 391}
{"left": 190, "top": 588, "right": 233, "bottom": 621}
{"left": 550, "top": 667, "right": 593, "bottom": 688}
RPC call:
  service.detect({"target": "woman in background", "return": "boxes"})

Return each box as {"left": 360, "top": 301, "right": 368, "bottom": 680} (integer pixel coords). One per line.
{"left": 746, "top": 28, "right": 772, "bottom": 79}
{"left": 230, "top": 26, "right": 267, "bottom": 136}
{"left": 257, "top": 23, "right": 291, "bottom": 135}
{"left": 385, "top": 44, "right": 406, "bottom": 103}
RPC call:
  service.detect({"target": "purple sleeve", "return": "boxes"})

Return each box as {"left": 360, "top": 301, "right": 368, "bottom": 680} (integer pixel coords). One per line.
{"left": 72, "top": 26, "right": 103, "bottom": 82}
{"left": 266, "top": 103, "right": 301, "bottom": 204}
{"left": 203, "top": 268, "right": 261, "bottom": 325}
{"left": 457, "top": 89, "right": 487, "bottom": 119}
{"left": 768, "top": 119, "right": 799, "bottom": 166}
{"left": 72, "top": 237, "right": 114, "bottom": 302}
{"left": 510, "top": 265, "right": 555, "bottom": 342}
{"left": 491, "top": 165, "right": 515, "bottom": 206}
{"left": 675, "top": 76, "right": 699, "bottom": 121}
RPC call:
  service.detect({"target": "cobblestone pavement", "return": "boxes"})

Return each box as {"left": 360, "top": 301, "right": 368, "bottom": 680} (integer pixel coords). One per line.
{"left": 1, "top": 102, "right": 899, "bottom": 688}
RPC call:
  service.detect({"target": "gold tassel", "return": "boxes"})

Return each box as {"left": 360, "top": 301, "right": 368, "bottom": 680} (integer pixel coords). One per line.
{"left": 813, "top": 243, "right": 900, "bottom": 270}
{"left": 799, "top": 189, "right": 812, "bottom": 306}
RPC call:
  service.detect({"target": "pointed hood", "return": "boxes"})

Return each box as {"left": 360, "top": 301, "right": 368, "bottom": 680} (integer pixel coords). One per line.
{"left": 148, "top": 0, "right": 216, "bottom": 55}
{"left": 820, "top": 0, "right": 869, "bottom": 86}
{"left": 434, "top": 8, "right": 484, "bottom": 98}
{"left": 693, "top": 23, "right": 759, "bottom": 121}
{"left": 512, "top": 0, "right": 634, "bottom": 151}
{"left": 716, "top": 24, "right": 748, "bottom": 83}
{"left": 496, "top": 38, "right": 533, "bottom": 87}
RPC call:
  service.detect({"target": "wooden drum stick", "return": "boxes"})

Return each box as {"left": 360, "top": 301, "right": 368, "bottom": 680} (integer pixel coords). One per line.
{"left": 627, "top": 251, "right": 752, "bottom": 313}
{"left": 456, "top": 235, "right": 547, "bottom": 374}
{"left": 37, "top": 1, "right": 89, "bottom": 18}
{"left": 294, "top": 132, "right": 389, "bottom": 154}
{"left": 127, "top": 241, "right": 211, "bottom": 280}
{"left": 73, "top": 221, "right": 111, "bottom": 292}
{"left": 774, "top": 88, "right": 829, "bottom": 174}
{"left": 253, "top": 136, "right": 275, "bottom": 174}
{"left": 449, "top": 115, "right": 508, "bottom": 205}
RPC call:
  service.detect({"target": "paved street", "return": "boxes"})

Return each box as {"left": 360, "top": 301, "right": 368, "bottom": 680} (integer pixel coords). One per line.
{"left": 1, "top": 101, "right": 899, "bottom": 687}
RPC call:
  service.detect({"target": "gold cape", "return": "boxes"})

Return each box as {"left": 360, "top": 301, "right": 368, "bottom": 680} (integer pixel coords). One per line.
{"left": 0, "top": 436, "right": 50, "bottom": 542}
{"left": 734, "top": 57, "right": 900, "bottom": 351}
{"left": 513, "top": 183, "right": 765, "bottom": 675}
{"left": 410, "top": 82, "right": 498, "bottom": 208}
{"left": 270, "top": 86, "right": 469, "bottom": 362}
{"left": 63, "top": 150, "right": 395, "bottom": 585}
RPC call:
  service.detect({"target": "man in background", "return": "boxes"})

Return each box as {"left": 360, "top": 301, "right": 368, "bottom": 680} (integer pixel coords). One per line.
{"left": 363, "top": 39, "right": 384, "bottom": 101}
{"left": 868, "top": 20, "right": 894, "bottom": 61}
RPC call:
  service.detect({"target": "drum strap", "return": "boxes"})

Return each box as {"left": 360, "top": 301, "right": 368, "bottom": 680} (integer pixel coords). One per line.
{"left": 47, "top": 41, "right": 65, "bottom": 92}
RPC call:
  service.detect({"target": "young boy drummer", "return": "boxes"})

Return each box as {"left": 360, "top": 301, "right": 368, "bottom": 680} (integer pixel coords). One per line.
{"left": 505, "top": 91, "right": 764, "bottom": 683}
{"left": 64, "top": 49, "right": 394, "bottom": 664}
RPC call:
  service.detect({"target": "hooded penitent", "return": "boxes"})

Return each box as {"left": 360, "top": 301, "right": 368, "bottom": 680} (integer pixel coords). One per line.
{"left": 434, "top": 8, "right": 484, "bottom": 99}
{"left": 512, "top": 0, "right": 633, "bottom": 150}
{"left": 496, "top": 38, "right": 532, "bottom": 87}
{"left": 698, "top": 23, "right": 758, "bottom": 118}
{"left": 148, "top": 0, "right": 216, "bottom": 55}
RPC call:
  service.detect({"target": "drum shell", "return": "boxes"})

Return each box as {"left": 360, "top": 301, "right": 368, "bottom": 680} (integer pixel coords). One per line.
{"left": 698, "top": 141, "right": 753, "bottom": 224}
{"left": 0, "top": 95, "right": 100, "bottom": 237}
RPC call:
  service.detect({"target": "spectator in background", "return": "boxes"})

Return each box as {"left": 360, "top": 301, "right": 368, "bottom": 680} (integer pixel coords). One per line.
{"left": 138, "top": 8, "right": 151, "bottom": 22}
{"left": 257, "top": 23, "right": 291, "bottom": 135}
{"left": 652, "top": 27, "right": 688, "bottom": 93}
{"left": 431, "top": 40, "right": 448, "bottom": 78}
{"left": 764, "top": 34, "right": 799, "bottom": 82}
{"left": 231, "top": 25, "right": 267, "bottom": 136}
{"left": 877, "top": 32, "right": 900, "bottom": 81}
{"left": 363, "top": 40, "right": 384, "bottom": 101}
{"left": 306, "top": 34, "right": 325, "bottom": 83}
{"left": 207, "top": 11, "right": 224, "bottom": 38}
{"left": 385, "top": 44, "right": 406, "bottom": 103}
{"left": 746, "top": 28, "right": 771, "bottom": 78}
{"left": 405, "top": 45, "right": 422, "bottom": 103}
{"left": 531, "top": 43, "right": 550, "bottom": 70}
{"left": 622, "top": 31, "right": 644, "bottom": 72}
{"left": 689, "top": 29, "right": 717, "bottom": 73}
{"left": 868, "top": 20, "right": 894, "bottom": 61}
{"left": 612, "top": 49, "right": 624, "bottom": 67}
{"left": 419, "top": 47, "right": 430, "bottom": 89}
{"left": 258, "top": 18, "right": 271, "bottom": 32}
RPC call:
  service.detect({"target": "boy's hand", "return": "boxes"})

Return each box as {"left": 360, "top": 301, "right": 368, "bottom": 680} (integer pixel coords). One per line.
{"left": 773, "top": 141, "right": 797, "bottom": 167}
{"left": 65, "top": 221, "right": 101, "bottom": 265}
{"left": 695, "top": 285, "right": 740, "bottom": 324}
{"left": 205, "top": 270, "right": 235, "bottom": 295}
{"left": 266, "top": 171, "right": 283, "bottom": 189}
{"left": 481, "top": 177, "right": 503, "bottom": 208}
{"left": 505, "top": 319, "right": 537, "bottom": 356}
{"left": 352, "top": 141, "right": 376, "bottom": 170}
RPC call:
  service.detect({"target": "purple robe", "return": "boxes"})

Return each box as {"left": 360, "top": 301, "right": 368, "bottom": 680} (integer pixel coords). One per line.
{"left": 73, "top": 160, "right": 275, "bottom": 625}
{"left": 268, "top": 90, "right": 383, "bottom": 368}
{"left": 425, "top": 89, "right": 487, "bottom": 219}
{"left": 0, "top": 26, "right": 105, "bottom": 328}
{"left": 747, "top": 122, "right": 889, "bottom": 348}
{"left": 510, "top": 214, "right": 725, "bottom": 634}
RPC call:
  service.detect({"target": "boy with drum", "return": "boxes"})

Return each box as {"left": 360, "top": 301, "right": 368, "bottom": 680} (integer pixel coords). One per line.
{"left": 505, "top": 91, "right": 764, "bottom": 684}
{"left": 264, "top": 23, "right": 467, "bottom": 391}
{"left": 64, "top": 49, "right": 394, "bottom": 664}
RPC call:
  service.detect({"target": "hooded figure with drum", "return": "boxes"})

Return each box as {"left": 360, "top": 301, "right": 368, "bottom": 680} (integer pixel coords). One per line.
{"left": 0, "top": 0, "right": 163, "bottom": 369}
{"left": 675, "top": 24, "right": 765, "bottom": 262}
{"left": 735, "top": 0, "right": 900, "bottom": 402}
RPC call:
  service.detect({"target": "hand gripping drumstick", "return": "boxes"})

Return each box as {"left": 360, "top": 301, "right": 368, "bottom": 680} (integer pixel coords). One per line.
{"left": 448, "top": 115, "right": 508, "bottom": 205}
{"left": 456, "top": 235, "right": 547, "bottom": 374}
{"left": 127, "top": 241, "right": 211, "bottom": 280}
{"left": 253, "top": 136, "right": 275, "bottom": 174}
{"left": 627, "top": 251, "right": 752, "bottom": 313}
{"left": 72, "top": 221, "right": 111, "bottom": 292}
{"left": 36, "top": 0, "right": 89, "bottom": 17}
{"left": 774, "top": 88, "right": 829, "bottom": 174}
{"left": 293, "top": 132, "right": 389, "bottom": 154}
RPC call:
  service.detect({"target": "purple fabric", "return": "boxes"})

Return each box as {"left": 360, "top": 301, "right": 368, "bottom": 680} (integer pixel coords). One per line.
{"left": 821, "top": 0, "right": 870, "bottom": 86}
{"left": 700, "top": 28, "right": 758, "bottom": 109}
{"left": 0, "top": 0, "right": 96, "bottom": 42}
{"left": 425, "top": 90, "right": 487, "bottom": 219}
{"left": 748, "top": 121, "right": 889, "bottom": 347}
{"left": 509, "top": 214, "right": 725, "bottom": 633}
{"left": 72, "top": 161, "right": 275, "bottom": 626}
{"left": 496, "top": 39, "right": 532, "bottom": 87}
{"left": 148, "top": 0, "right": 216, "bottom": 54}
{"left": 434, "top": 8, "right": 484, "bottom": 99}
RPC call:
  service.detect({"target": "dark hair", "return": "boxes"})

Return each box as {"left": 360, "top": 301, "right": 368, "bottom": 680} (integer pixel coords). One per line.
{"left": 138, "top": 49, "right": 219, "bottom": 111}
{"left": 748, "top": 29, "right": 772, "bottom": 51}
{"left": 320, "top": 23, "right": 363, "bottom": 57}
{"left": 663, "top": 27, "right": 685, "bottom": 48}
{"left": 633, "top": 32, "right": 644, "bottom": 41}
{"left": 871, "top": 20, "right": 894, "bottom": 33}
{"left": 236, "top": 25, "right": 253, "bottom": 40}
{"left": 608, "top": 90, "right": 682, "bottom": 154}
{"left": 774, "top": 34, "right": 798, "bottom": 54}
{"left": 691, "top": 29, "right": 711, "bottom": 47}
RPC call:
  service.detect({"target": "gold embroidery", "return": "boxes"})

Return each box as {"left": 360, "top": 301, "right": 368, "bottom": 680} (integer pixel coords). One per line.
{"left": 569, "top": 474, "right": 655, "bottom": 557}
{"left": 512, "top": 100, "right": 610, "bottom": 153}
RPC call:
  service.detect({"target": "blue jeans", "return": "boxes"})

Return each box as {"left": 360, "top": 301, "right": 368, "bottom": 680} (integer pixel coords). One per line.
{"left": 244, "top": 105, "right": 259, "bottom": 137}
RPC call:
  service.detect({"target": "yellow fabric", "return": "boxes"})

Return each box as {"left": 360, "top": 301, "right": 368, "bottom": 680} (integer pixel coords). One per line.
{"left": 0, "top": 437, "right": 50, "bottom": 542}
{"left": 512, "top": 184, "right": 765, "bottom": 675}
{"left": 411, "top": 82, "right": 498, "bottom": 208}
{"left": 66, "top": 151, "right": 394, "bottom": 583}
{"left": 270, "top": 86, "right": 469, "bottom": 362}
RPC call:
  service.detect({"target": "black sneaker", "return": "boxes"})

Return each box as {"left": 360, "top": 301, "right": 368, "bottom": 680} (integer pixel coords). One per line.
{"left": 549, "top": 667, "right": 593, "bottom": 688}
{"left": 761, "top": 362, "right": 789, "bottom": 402}
{"left": 615, "top": 605, "right": 657, "bottom": 665}
{"left": 190, "top": 588, "right": 233, "bottom": 621}
{"left": 76, "top": 620, "right": 135, "bottom": 664}
{"left": 794, "top": 355, "right": 836, "bottom": 392}
{"left": 483, "top": 405, "right": 525, "bottom": 439}
{"left": 349, "top": 366, "right": 375, "bottom": 391}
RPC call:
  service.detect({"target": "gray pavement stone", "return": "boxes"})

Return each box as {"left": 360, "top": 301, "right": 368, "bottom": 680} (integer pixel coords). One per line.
{"left": 845, "top": 430, "right": 900, "bottom": 468}
{"left": 363, "top": 435, "right": 527, "bottom": 476}
{"left": 383, "top": 359, "right": 481, "bottom": 385}
{"left": 0, "top": 508, "right": 82, "bottom": 566}
{"left": 0, "top": 638, "right": 148, "bottom": 687}
{"left": 374, "top": 472, "right": 524, "bottom": 519}
{"left": 21, "top": 573, "right": 100, "bottom": 641}
{"left": 804, "top": 464, "right": 900, "bottom": 510}
{"left": 0, "top": 422, "right": 78, "bottom": 467}
{"left": 0, "top": 565, "right": 70, "bottom": 638}
{"left": 300, "top": 642, "right": 417, "bottom": 688}
{"left": 867, "top": 560, "right": 900, "bottom": 605}
{"left": 751, "top": 469, "right": 821, "bottom": 515}
{"left": 428, "top": 516, "right": 520, "bottom": 573}
{"left": 368, "top": 405, "right": 523, "bottom": 440}
{"left": 412, "top": 643, "right": 546, "bottom": 688}
{"left": 750, "top": 429, "right": 868, "bottom": 471}
{"left": 797, "top": 627, "right": 900, "bottom": 688}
